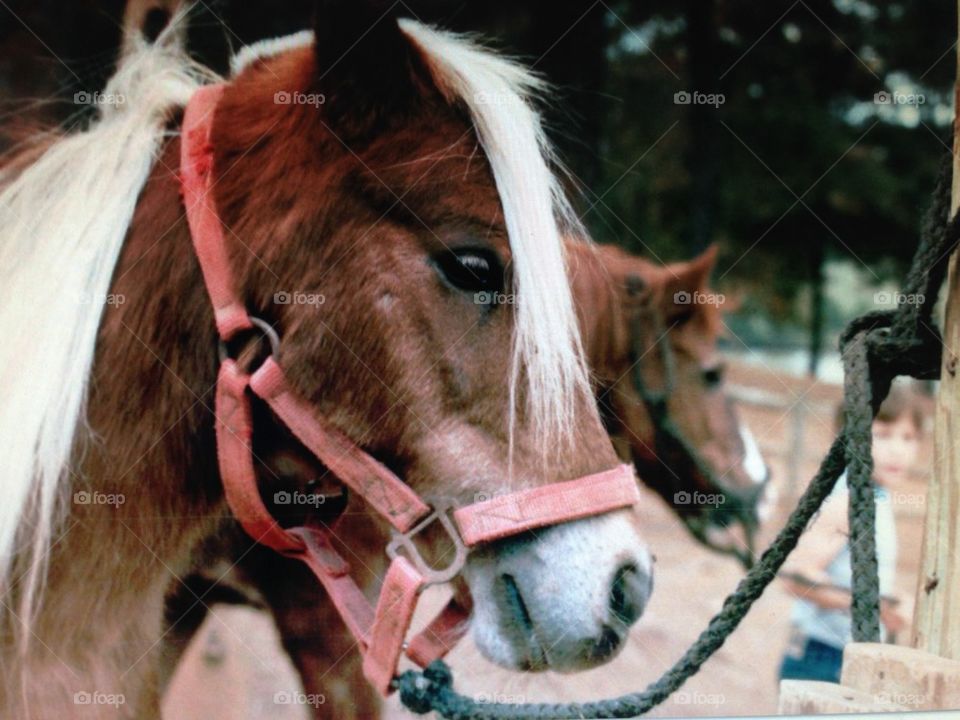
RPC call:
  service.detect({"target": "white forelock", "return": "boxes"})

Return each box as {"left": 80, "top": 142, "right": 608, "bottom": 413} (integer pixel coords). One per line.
{"left": 399, "top": 20, "right": 593, "bottom": 458}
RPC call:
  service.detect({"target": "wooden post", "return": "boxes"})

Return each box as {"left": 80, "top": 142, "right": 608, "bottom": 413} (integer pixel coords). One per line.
{"left": 911, "top": 1, "right": 960, "bottom": 658}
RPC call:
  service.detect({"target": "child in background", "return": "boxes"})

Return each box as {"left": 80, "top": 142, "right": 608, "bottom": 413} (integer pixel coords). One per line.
{"left": 778, "top": 384, "right": 925, "bottom": 683}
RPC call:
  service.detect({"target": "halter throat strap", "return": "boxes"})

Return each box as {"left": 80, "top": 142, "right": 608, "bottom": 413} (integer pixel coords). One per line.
{"left": 180, "top": 83, "right": 640, "bottom": 695}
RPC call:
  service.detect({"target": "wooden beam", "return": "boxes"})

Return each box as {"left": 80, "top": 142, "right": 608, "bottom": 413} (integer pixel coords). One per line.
{"left": 910, "top": 1, "right": 960, "bottom": 659}
{"left": 841, "top": 642, "right": 960, "bottom": 710}
{"left": 778, "top": 680, "right": 908, "bottom": 714}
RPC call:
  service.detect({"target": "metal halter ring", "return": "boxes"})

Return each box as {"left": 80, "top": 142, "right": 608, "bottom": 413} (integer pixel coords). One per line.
{"left": 386, "top": 503, "right": 468, "bottom": 586}
{"left": 218, "top": 316, "right": 281, "bottom": 363}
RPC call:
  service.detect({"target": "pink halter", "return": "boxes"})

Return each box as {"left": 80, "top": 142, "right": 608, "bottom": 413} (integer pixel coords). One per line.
{"left": 180, "top": 83, "right": 641, "bottom": 696}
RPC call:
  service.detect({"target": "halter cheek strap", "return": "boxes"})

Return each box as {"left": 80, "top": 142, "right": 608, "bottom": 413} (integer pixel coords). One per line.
{"left": 181, "top": 83, "right": 641, "bottom": 696}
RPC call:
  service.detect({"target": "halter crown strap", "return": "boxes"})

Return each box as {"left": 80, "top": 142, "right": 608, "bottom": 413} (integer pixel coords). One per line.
{"left": 181, "top": 84, "right": 251, "bottom": 340}
{"left": 180, "top": 82, "right": 640, "bottom": 696}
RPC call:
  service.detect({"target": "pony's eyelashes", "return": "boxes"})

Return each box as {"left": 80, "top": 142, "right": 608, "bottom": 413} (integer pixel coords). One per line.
{"left": 431, "top": 247, "right": 505, "bottom": 301}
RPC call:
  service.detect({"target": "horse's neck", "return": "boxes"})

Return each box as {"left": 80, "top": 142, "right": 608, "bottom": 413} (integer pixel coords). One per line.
{"left": 90, "top": 136, "right": 221, "bottom": 506}
{"left": 567, "top": 242, "right": 626, "bottom": 382}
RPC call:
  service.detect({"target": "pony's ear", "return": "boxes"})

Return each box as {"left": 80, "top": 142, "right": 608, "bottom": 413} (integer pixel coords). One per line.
{"left": 312, "top": 0, "right": 426, "bottom": 130}
{"left": 660, "top": 244, "right": 719, "bottom": 323}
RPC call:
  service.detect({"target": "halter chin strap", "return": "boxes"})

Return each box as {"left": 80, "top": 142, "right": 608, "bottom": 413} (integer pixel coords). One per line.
{"left": 181, "top": 83, "right": 641, "bottom": 695}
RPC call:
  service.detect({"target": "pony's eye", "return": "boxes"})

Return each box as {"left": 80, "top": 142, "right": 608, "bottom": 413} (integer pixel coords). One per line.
{"left": 702, "top": 364, "right": 725, "bottom": 388}
{"left": 433, "top": 248, "right": 504, "bottom": 297}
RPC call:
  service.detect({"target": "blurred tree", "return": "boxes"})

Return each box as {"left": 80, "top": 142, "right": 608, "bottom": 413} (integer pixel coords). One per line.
{"left": 591, "top": 0, "right": 954, "bottom": 366}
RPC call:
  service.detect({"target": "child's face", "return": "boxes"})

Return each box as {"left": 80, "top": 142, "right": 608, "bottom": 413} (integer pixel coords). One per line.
{"left": 871, "top": 414, "right": 920, "bottom": 487}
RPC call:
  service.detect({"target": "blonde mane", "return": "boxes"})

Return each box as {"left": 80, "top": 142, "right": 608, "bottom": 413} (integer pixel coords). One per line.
{"left": 0, "top": 30, "right": 211, "bottom": 629}
{"left": 399, "top": 21, "right": 593, "bottom": 453}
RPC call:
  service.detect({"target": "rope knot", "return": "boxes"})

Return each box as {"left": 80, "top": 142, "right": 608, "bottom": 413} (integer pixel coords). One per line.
{"left": 397, "top": 661, "right": 453, "bottom": 715}
{"left": 839, "top": 308, "right": 943, "bottom": 389}
{"left": 838, "top": 310, "right": 895, "bottom": 350}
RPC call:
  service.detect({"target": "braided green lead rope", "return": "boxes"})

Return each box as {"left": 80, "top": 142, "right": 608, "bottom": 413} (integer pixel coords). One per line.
{"left": 843, "top": 157, "right": 954, "bottom": 643}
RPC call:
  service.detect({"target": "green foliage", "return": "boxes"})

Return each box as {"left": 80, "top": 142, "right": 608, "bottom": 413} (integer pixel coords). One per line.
{"left": 576, "top": 0, "right": 954, "bottom": 343}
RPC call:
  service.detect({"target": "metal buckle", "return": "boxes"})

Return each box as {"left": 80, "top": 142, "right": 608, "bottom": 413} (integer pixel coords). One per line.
{"left": 218, "top": 315, "right": 280, "bottom": 363}
{"left": 386, "top": 503, "right": 467, "bottom": 586}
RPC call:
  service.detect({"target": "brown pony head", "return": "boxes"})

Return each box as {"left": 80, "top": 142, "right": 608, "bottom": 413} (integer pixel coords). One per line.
{"left": 0, "top": 9, "right": 659, "bottom": 714}
{"left": 205, "top": 4, "right": 653, "bottom": 672}
{"left": 570, "top": 243, "right": 770, "bottom": 567}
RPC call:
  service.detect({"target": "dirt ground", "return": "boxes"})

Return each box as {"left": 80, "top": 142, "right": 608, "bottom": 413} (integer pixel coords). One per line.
{"left": 163, "top": 362, "right": 933, "bottom": 718}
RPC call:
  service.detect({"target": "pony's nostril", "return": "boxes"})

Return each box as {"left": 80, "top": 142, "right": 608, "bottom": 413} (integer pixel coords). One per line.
{"left": 609, "top": 562, "right": 651, "bottom": 626}
{"left": 591, "top": 624, "right": 624, "bottom": 662}
{"left": 501, "top": 574, "right": 535, "bottom": 633}
{"left": 499, "top": 573, "right": 548, "bottom": 669}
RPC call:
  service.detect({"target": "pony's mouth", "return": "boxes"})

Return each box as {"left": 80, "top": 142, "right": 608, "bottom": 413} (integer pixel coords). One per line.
{"left": 466, "top": 513, "right": 651, "bottom": 674}
{"left": 690, "top": 512, "right": 757, "bottom": 569}
{"left": 590, "top": 624, "right": 626, "bottom": 663}
{"left": 493, "top": 567, "right": 634, "bottom": 672}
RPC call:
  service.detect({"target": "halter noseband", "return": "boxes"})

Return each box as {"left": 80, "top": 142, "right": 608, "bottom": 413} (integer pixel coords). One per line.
{"left": 180, "top": 84, "right": 641, "bottom": 695}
